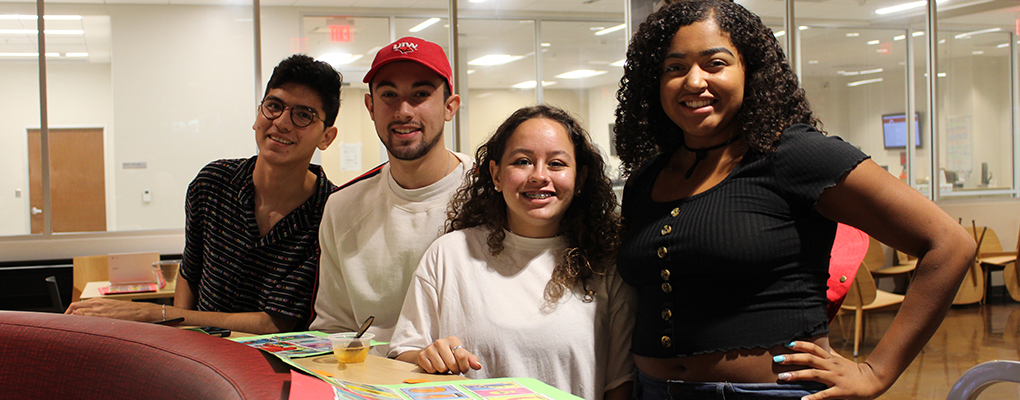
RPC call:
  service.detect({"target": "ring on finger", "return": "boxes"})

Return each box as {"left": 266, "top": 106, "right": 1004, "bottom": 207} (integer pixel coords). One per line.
{"left": 451, "top": 345, "right": 465, "bottom": 353}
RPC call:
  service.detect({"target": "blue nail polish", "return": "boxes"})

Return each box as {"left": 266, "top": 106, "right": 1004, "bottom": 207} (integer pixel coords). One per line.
{"left": 786, "top": 341, "right": 796, "bottom": 348}
{"left": 773, "top": 355, "right": 785, "bottom": 363}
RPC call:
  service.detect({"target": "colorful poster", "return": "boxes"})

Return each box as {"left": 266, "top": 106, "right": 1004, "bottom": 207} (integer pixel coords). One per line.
{"left": 337, "top": 381, "right": 404, "bottom": 400}
{"left": 324, "top": 378, "right": 573, "bottom": 400}
{"left": 399, "top": 385, "right": 471, "bottom": 400}
{"left": 231, "top": 331, "right": 334, "bottom": 358}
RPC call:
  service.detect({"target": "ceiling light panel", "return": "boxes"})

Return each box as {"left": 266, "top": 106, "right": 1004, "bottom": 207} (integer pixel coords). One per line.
{"left": 468, "top": 54, "right": 524, "bottom": 66}
{"left": 847, "top": 78, "right": 883, "bottom": 87}
{"left": 875, "top": 1, "right": 926, "bottom": 15}
{"left": 555, "top": 69, "right": 607, "bottom": 79}
{"left": 409, "top": 18, "right": 440, "bottom": 33}
{"left": 595, "top": 24, "right": 625, "bottom": 36}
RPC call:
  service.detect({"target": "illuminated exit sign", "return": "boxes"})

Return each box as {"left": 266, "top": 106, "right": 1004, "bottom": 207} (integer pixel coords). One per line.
{"left": 330, "top": 25, "right": 351, "bottom": 42}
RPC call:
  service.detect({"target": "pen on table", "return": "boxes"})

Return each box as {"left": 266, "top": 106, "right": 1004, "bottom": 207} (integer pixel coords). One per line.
{"left": 154, "top": 317, "right": 185, "bottom": 326}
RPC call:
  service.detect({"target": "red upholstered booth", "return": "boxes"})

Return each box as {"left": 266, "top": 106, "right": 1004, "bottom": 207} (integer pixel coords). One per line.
{"left": 0, "top": 311, "right": 291, "bottom": 400}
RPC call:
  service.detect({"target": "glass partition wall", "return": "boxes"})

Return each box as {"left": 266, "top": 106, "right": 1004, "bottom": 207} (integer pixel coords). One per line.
{"left": 793, "top": 0, "right": 1017, "bottom": 200}
{"left": 2, "top": 0, "right": 255, "bottom": 239}
{"left": 935, "top": 25, "right": 1013, "bottom": 197}
{"left": 3, "top": 0, "right": 1018, "bottom": 256}
{"left": 799, "top": 26, "right": 918, "bottom": 185}
{"left": 3, "top": 0, "right": 627, "bottom": 241}
{"left": 1, "top": 2, "right": 41, "bottom": 237}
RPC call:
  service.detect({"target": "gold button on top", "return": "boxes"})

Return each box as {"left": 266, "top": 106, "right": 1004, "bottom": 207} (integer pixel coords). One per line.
{"left": 670, "top": 207, "right": 680, "bottom": 217}
{"left": 661, "top": 336, "right": 672, "bottom": 348}
{"left": 661, "top": 225, "right": 672, "bottom": 235}
{"left": 840, "top": 275, "right": 848, "bottom": 283}
{"left": 660, "top": 269, "right": 670, "bottom": 281}
{"left": 662, "top": 308, "right": 672, "bottom": 320}
{"left": 661, "top": 282, "right": 672, "bottom": 293}
{"left": 657, "top": 247, "right": 668, "bottom": 259}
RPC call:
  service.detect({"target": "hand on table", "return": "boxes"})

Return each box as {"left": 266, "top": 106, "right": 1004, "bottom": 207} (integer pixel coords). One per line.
{"left": 65, "top": 298, "right": 160, "bottom": 322}
{"left": 775, "top": 341, "right": 888, "bottom": 400}
{"left": 418, "top": 336, "right": 482, "bottom": 375}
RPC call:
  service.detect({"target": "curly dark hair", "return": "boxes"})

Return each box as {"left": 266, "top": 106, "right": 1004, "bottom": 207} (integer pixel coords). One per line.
{"left": 447, "top": 105, "right": 621, "bottom": 302}
{"left": 613, "top": 0, "right": 821, "bottom": 176}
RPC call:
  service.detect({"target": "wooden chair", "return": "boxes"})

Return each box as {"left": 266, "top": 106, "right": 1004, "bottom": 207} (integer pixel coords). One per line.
{"left": 953, "top": 226, "right": 986, "bottom": 305}
{"left": 965, "top": 224, "right": 1004, "bottom": 255}
{"left": 1005, "top": 261, "right": 1020, "bottom": 302}
{"left": 973, "top": 222, "right": 1019, "bottom": 302}
{"left": 840, "top": 259, "right": 905, "bottom": 357}
{"left": 865, "top": 235, "right": 915, "bottom": 291}
{"left": 893, "top": 246, "right": 920, "bottom": 266}
{"left": 862, "top": 235, "right": 886, "bottom": 270}
{"left": 71, "top": 255, "right": 109, "bottom": 303}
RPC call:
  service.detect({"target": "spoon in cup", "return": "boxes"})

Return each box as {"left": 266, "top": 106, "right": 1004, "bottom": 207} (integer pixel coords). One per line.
{"left": 349, "top": 315, "right": 374, "bottom": 348}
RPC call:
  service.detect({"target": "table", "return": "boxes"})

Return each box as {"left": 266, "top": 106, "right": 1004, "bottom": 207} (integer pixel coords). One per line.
{"left": 290, "top": 353, "right": 466, "bottom": 385}
{"left": 226, "top": 331, "right": 463, "bottom": 385}
{"left": 80, "top": 280, "right": 176, "bottom": 301}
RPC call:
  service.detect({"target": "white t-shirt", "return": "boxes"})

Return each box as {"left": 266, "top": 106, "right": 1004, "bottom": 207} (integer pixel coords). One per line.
{"left": 389, "top": 227, "right": 636, "bottom": 400}
{"left": 310, "top": 152, "right": 471, "bottom": 356}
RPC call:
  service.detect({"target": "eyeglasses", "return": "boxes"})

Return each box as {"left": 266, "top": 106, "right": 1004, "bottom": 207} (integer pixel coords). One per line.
{"left": 260, "top": 98, "right": 322, "bottom": 128}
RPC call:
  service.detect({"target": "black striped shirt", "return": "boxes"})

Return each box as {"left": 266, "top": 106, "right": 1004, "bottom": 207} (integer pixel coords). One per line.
{"left": 180, "top": 156, "right": 337, "bottom": 329}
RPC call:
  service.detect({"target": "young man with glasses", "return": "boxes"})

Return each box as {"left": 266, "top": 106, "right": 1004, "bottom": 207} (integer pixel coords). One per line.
{"left": 310, "top": 37, "right": 471, "bottom": 355}
{"left": 66, "top": 55, "right": 340, "bottom": 334}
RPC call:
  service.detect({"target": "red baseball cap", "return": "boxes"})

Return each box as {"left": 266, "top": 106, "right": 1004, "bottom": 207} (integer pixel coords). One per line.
{"left": 363, "top": 37, "right": 453, "bottom": 91}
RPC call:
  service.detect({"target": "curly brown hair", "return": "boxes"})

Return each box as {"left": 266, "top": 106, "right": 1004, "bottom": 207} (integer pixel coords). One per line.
{"left": 447, "top": 105, "right": 621, "bottom": 302}
{"left": 614, "top": 0, "right": 821, "bottom": 176}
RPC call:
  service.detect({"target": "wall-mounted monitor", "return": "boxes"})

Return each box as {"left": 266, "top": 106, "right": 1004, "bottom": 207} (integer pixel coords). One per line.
{"left": 882, "top": 113, "right": 921, "bottom": 149}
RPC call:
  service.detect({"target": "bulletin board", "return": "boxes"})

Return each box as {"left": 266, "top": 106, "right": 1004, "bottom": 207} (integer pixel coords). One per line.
{"left": 946, "top": 115, "right": 972, "bottom": 173}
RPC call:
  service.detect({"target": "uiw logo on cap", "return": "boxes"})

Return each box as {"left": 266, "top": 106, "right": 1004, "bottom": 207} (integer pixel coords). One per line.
{"left": 392, "top": 41, "right": 418, "bottom": 54}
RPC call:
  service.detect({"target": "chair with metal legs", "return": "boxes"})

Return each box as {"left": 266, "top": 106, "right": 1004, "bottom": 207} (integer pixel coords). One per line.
{"left": 945, "top": 360, "right": 1020, "bottom": 400}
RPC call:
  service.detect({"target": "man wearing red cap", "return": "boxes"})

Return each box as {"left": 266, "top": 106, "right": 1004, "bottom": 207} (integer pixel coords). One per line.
{"left": 310, "top": 37, "right": 471, "bottom": 356}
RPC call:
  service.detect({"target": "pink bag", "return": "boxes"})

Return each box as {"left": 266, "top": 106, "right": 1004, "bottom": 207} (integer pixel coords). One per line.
{"left": 827, "top": 223, "right": 868, "bottom": 321}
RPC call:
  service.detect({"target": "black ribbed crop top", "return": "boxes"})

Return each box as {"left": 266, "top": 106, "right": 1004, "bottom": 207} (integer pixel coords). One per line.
{"left": 617, "top": 124, "right": 869, "bottom": 357}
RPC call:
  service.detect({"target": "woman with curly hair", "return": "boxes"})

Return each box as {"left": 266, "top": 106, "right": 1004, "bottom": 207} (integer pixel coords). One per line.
{"left": 614, "top": 1, "right": 974, "bottom": 399}
{"left": 389, "top": 104, "right": 636, "bottom": 400}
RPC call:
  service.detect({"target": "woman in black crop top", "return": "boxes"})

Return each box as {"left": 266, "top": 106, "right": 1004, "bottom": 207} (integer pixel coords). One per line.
{"left": 613, "top": 1, "right": 975, "bottom": 399}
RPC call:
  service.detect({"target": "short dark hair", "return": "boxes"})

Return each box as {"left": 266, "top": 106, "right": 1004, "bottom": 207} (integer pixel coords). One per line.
{"left": 614, "top": 0, "right": 820, "bottom": 176}
{"left": 447, "top": 104, "right": 621, "bottom": 302}
{"left": 264, "top": 54, "right": 343, "bottom": 127}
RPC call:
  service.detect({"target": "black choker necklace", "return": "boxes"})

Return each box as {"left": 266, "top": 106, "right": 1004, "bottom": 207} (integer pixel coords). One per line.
{"left": 681, "top": 136, "right": 738, "bottom": 179}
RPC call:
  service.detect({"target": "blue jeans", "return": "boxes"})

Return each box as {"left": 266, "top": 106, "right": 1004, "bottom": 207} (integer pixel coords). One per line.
{"left": 633, "top": 370, "right": 827, "bottom": 400}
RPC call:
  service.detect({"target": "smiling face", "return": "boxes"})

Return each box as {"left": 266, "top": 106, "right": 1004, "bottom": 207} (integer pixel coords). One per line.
{"left": 365, "top": 61, "right": 460, "bottom": 161}
{"left": 659, "top": 19, "right": 746, "bottom": 147}
{"left": 253, "top": 82, "right": 337, "bottom": 167}
{"left": 489, "top": 118, "right": 585, "bottom": 238}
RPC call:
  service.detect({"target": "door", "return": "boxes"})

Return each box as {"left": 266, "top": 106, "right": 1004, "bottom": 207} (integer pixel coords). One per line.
{"left": 28, "top": 128, "right": 107, "bottom": 233}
